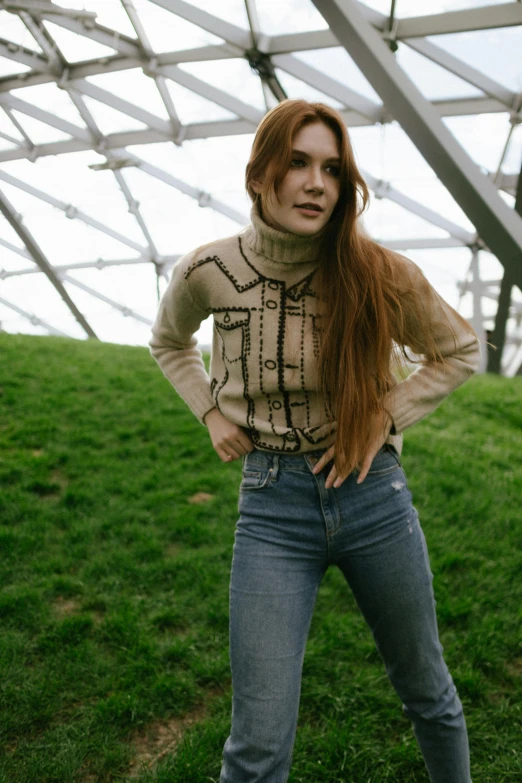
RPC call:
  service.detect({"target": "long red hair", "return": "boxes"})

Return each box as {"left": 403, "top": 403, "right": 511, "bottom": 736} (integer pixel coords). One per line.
{"left": 245, "top": 99, "right": 475, "bottom": 475}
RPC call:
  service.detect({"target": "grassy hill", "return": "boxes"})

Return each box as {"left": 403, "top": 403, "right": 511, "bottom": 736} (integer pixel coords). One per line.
{"left": 0, "top": 333, "right": 521, "bottom": 783}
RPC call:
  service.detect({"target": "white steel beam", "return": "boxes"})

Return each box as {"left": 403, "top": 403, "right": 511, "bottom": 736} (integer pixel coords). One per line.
{"left": 161, "top": 64, "right": 263, "bottom": 125}
{"left": 0, "top": 295, "right": 72, "bottom": 337}
{"left": 0, "top": 169, "right": 148, "bottom": 253}
{"left": 0, "top": 139, "right": 248, "bottom": 235}
{"left": 110, "top": 148, "right": 250, "bottom": 225}
{"left": 3, "top": 1, "right": 96, "bottom": 20}
{"left": 0, "top": 187, "right": 97, "bottom": 337}
{"left": 60, "top": 274, "right": 153, "bottom": 326}
{"left": 70, "top": 79, "right": 173, "bottom": 137}
{"left": 405, "top": 38, "right": 518, "bottom": 109}
{"left": 394, "top": 3, "right": 522, "bottom": 38}
{"left": 0, "top": 37, "right": 50, "bottom": 70}
{"left": 271, "top": 53, "right": 381, "bottom": 121}
{"left": 18, "top": 10, "right": 64, "bottom": 75}
{"left": 0, "top": 44, "right": 514, "bottom": 123}
{"left": 0, "top": 93, "right": 92, "bottom": 143}
{"left": 67, "top": 89, "right": 162, "bottom": 262}
{"left": 380, "top": 238, "right": 466, "bottom": 250}
{"left": 3, "top": 3, "right": 520, "bottom": 119}
{"left": 26, "top": 10, "right": 143, "bottom": 58}
{"left": 363, "top": 172, "right": 476, "bottom": 244}
{"left": 165, "top": 43, "right": 242, "bottom": 63}
{"left": 311, "top": 0, "right": 522, "bottom": 289}
{"left": 1, "top": 255, "right": 180, "bottom": 277}
{"left": 148, "top": 0, "right": 251, "bottom": 50}
{"left": 120, "top": 0, "right": 183, "bottom": 139}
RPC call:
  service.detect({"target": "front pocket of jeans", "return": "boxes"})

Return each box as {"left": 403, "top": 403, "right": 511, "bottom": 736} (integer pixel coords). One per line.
{"left": 240, "top": 468, "right": 273, "bottom": 490}
{"left": 366, "top": 447, "right": 401, "bottom": 476}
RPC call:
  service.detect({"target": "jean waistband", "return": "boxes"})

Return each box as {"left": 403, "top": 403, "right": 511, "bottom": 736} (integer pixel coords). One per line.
{"left": 243, "top": 447, "right": 332, "bottom": 474}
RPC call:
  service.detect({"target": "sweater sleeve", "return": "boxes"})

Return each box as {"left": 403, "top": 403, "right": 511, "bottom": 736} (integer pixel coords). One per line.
{"left": 384, "top": 256, "right": 481, "bottom": 434}
{"left": 149, "top": 253, "right": 216, "bottom": 425}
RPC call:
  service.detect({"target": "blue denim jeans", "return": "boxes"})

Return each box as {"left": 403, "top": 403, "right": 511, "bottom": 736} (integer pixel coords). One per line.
{"left": 220, "top": 445, "right": 471, "bottom": 783}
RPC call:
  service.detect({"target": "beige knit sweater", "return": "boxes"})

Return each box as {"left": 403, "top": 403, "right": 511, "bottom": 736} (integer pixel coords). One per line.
{"left": 149, "top": 205, "right": 480, "bottom": 455}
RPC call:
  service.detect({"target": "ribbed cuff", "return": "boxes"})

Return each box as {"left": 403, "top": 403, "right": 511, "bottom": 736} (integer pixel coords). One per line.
{"left": 201, "top": 406, "right": 218, "bottom": 426}
{"left": 189, "top": 388, "right": 216, "bottom": 425}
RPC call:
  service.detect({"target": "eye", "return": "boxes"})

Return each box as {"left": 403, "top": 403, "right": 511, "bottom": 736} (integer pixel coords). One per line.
{"left": 290, "top": 158, "right": 305, "bottom": 167}
{"left": 325, "top": 165, "right": 340, "bottom": 177}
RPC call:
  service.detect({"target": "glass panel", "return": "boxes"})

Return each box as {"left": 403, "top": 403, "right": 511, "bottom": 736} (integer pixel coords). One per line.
{"left": 72, "top": 0, "right": 136, "bottom": 37}
{"left": 294, "top": 48, "right": 381, "bottom": 103}
{"left": 0, "top": 10, "right": 43, "bottom": 50}
{"left": 0, "top": 273, "right": 86, "bottom": 339}
{"left": 0, "top": 55, "right": 31, "bottom": 80}
{"left": 389, "top": 178, "right": 476, "bottom": 233}
{"left": 81, "top": 95, "right": 147, "bottom": 134}
{"left": 86, "top": 69, "right": 171, "bottom": 120}
{"left": 41, "top": 20, "right": 117, "bottom": 62}
{"left": 175, "top": 135, "right": 254, "bottom": 206}
{"left": 403, "top": 248, "right": 474, "bottom": 314}
{"left": 275, "top": 68, "right": 344, "bottom": 108}
{"left": 360, "top": 0, "right": 513, "bottom": 18}
{"left": 255, "top": 0, "right": 328, "bottom": 35}
{"left": 0, "top": 245, "right": 33, "bottom": 274}
{"left": 431, "top": 27, "right": 522, "bottom": 93}
{"left": 0, "top": 179, "right": 142, "bottom": 264}
{"left": 166, "top": 81, "right": 237, "bottom": 123}
{"left": 502, "top": 124, "right": 521, "bottom": 175}
{"left": 443, "top": 112, "right": 511, "bottom": 172}
{"left": 136, "top": 0, "right": 224, "bottom": 52}
{"left": 178, "top": 59, "right": 266, "bottom": 112}
{"left": 0, "top": 214, "right": 27, "bottom": 255}
{"left": 396, "top": 44, "right": 483, "bottom": 100}
{"left": 363, "top": 198, "right": 450, "bottom": 240}
{"left": 0, "top": 111, "right": 24, "bottom": 152}
{"left": 182, "top": 0, "right": 250, "bottom": 29}
{"left": 10, "top": 83, "right": 87, "bottom": 127}
{"left": 4, "top": 151, "right": 146, "bottom": 244}
{"left": 349, "top": 123, "right": 435, "bottom": 181}
{"left": 8, "top": 111, "right": 72, "bottom": 144}
{"left": 120, "top": 170, "right": 242, "bottom": 254}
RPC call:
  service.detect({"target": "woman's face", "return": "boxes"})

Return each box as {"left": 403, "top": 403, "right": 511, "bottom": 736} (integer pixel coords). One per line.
{"left": 253, "top": 121, "right": 341, "bottom": 236}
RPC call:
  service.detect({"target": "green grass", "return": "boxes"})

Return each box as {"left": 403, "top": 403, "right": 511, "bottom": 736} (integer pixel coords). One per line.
{"left": 0, "top": 332, "right": 521, "bottom": 783}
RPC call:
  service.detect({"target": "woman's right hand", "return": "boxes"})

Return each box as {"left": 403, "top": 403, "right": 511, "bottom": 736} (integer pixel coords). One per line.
{"left": 203, "top": 407, "right": 255, "bottom": 463}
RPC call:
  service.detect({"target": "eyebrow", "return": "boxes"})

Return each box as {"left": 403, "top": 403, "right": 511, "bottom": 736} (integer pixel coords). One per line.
{"left": 291, "top": 148, "right": 341, "bottom": 163}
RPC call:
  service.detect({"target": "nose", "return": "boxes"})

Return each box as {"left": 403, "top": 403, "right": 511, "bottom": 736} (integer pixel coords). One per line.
{"left": 305, "top": 165, "right": 325, "bottom": 194}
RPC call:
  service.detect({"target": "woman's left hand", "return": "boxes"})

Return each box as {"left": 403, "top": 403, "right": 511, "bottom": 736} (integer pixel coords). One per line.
{"left": 311, "top": 413, "right": 393, "bottom": 488}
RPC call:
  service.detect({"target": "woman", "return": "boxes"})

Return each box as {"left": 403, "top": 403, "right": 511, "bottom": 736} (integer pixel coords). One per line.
{"left": 150, "top": 99, "right": 480, "bottom": 783}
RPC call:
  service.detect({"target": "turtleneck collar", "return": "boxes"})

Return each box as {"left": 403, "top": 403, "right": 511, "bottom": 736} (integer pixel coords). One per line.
{"left": 242, "top": 200, "right": 330, "bottom": 265}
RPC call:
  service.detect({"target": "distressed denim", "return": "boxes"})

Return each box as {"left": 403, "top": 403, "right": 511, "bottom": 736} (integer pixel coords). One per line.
{"left": 220, "top": 445, "right": 471, "bottom": 783}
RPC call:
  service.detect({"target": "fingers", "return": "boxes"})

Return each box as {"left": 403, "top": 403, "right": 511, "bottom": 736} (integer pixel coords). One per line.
{"left": 356, "top": 457, "right": 373, "bottom": 484}
{"left": 217, "top": 434, "right": 255, "bottom": 463}
{"left": 325, "top": 465, "right": 349, "bottom": 489}
{"left": 357, "top": 444, "right": 383, "bottom": 483}
{"left": 207, "top": 416, "right": 255, "bottom": 463}
{"left": 312, "top": 445, "right": 349, "bottom": 488}
{"left": 311, "top": 445, "right": 335, "bottom": 475}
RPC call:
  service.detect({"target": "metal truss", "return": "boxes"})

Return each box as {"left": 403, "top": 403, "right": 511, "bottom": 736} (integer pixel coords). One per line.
{"left": 0, "top": 0, "right": 521, "bottom": 362}
{"left": 0, "top": 293, "right": 71, "bottom": 336}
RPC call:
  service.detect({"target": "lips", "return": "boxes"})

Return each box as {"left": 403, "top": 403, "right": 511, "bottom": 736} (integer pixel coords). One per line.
{"left": 295, "top": 203, "right": 323, "bottom": 212}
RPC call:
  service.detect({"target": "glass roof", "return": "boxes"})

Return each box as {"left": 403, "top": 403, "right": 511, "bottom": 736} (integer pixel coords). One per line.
{"left": 0, "top": 0, "right": 521, "bottom": 373}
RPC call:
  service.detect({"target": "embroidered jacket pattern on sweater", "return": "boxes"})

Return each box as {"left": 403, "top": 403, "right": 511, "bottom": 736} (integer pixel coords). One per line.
{"left": 149, "top": 205, "right": 481, "bottom": 455}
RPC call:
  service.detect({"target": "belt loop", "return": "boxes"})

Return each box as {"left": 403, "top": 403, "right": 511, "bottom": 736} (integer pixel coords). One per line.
{"left": 271, "top": 453, "right": 280, "bottom": 480}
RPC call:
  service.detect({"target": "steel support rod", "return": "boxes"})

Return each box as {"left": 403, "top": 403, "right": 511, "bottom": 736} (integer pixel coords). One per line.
{"left": 488, "top": 157, "right": 522, "bottom": 372}
{"left": 311, "top": 0, "right": 522, "bottom": 290}
{"left": 0, "top": 188, "right": 97, "bottom": 338}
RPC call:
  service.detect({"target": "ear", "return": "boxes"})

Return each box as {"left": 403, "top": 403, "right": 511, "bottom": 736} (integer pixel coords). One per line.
{"left": 250, "top": 178, "right": 263, "bottom": 195}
